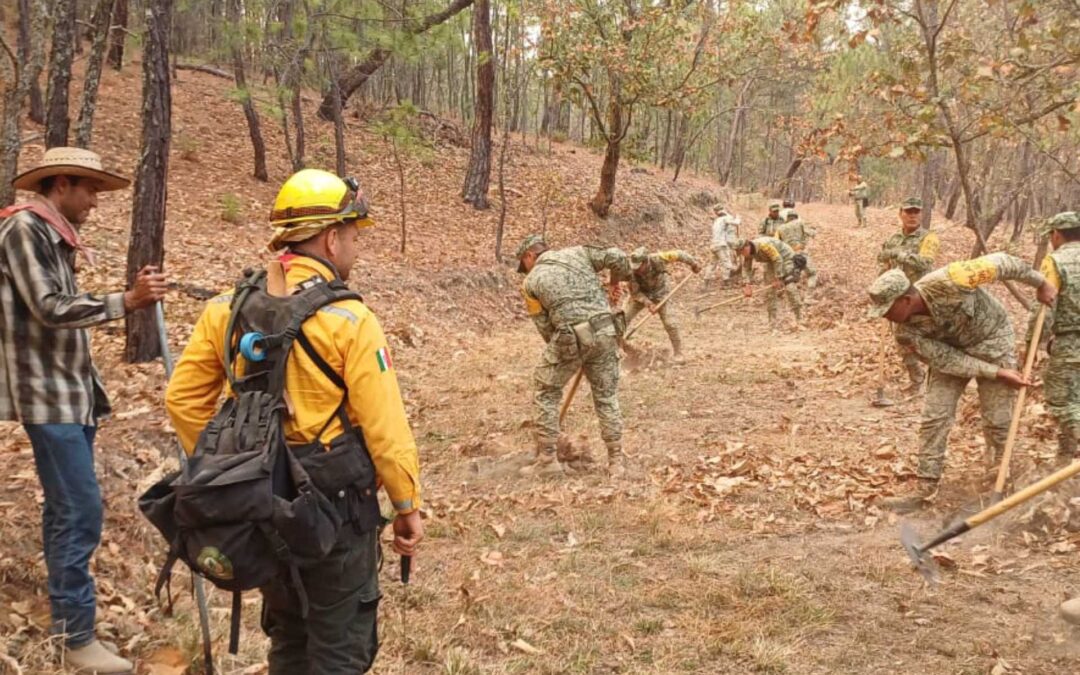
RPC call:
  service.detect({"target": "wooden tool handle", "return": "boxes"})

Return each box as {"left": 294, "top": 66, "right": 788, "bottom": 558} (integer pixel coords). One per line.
{"left": 559, "top": 368, "right": 585, "bottom": 425}
{"left": 625, "top": 273, "right": 695, "bottom": 340}
{"left": 972, "top": 459, "right": 1080, "bottom": 528}
{"left": 992, "top": 305, "right": 1047, "bottom": 495}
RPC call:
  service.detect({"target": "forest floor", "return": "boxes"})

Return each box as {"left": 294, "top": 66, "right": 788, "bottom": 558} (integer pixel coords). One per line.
{"left": 2, "top": 63, "right": 1080, "bottom": 675}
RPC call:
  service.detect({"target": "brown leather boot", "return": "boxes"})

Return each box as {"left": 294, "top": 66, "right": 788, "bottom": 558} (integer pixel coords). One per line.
{"left": 880, "top": 478, "right": 939, "bottom": 514}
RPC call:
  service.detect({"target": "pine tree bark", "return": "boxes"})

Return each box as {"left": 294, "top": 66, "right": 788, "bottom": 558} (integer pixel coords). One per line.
{"left": 126, "top": 0, "right": 173, "bottom": 363}
{"left": 461, "top": 0, "right": 493, "bottom": 209}
{"left": 229, "top": 0, "right": 268, "bottom": 181}
{"left": 317, "top": 0, "right": 476, "bottom": 120}
{"left": 2, "top": 0, "right": 47, "bottom": 206}
{"left": 74, "top": 0, "right": 114, "bottom": 148}
{"left": 108, "top": 0, "right": 127, "bottom": 69}
{"left": 17, "top": 0, "right": 45, "bottom": 123}
{"left": 44, "top": 0, "right": 76, "bottom": 148}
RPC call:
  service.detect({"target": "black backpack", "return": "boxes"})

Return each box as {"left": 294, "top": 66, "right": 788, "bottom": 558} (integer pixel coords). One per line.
{"left": 140, "top": 267, "right": 381, "bottom": 655}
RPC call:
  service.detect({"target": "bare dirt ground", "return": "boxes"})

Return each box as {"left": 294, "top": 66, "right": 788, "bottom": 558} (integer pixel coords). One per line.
{"left": 2, "top": 66, "right": 1080, "bottom": 674}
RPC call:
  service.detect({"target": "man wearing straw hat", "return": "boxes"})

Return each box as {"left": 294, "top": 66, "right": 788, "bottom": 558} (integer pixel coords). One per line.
{"left": 0, "top": 147, "right": 168, "bottom": 673}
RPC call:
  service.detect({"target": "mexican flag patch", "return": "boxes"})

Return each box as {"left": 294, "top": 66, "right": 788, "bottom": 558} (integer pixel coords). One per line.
{"left": 376, "top": 346, "right": 393, "bottom": 372}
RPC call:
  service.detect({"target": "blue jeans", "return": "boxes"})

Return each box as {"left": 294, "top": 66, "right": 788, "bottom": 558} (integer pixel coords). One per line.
{"left": 24, "top": 424, "right": 102, "bottom": 648}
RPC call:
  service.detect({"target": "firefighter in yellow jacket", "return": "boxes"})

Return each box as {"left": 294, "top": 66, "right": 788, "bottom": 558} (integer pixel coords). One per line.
{"left": 165, "top": 169, "right": 422, "bottom": 673}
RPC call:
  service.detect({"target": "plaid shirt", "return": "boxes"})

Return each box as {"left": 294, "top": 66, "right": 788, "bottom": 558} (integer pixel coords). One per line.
{"left": 0, "top": 209, "right": 126, "bottom": 425}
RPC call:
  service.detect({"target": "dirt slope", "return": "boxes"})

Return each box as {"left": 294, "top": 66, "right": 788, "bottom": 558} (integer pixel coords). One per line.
{"left": 1, "top": 61, "right": 1079, "bottom": 674}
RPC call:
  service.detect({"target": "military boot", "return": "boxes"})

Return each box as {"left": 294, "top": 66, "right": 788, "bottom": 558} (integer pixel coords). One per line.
{"left": 607, "top": 443, "right": 627, "bottom": 478}
{"left": 669, "top": 330, "right": 685, "bottom": 364}
{"left": 880, "top": 477, "right": 939, "bottom": 514}
{"left": 519, "top": 448, "right": 564, "bottom": 478}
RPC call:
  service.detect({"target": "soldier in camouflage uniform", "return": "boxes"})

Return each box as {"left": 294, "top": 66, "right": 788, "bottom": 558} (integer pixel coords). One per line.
{"left": 866, "top": 253, "right": 1056, "bottom": 512}
{"left": 849, "top": 176, "right": 869, "bottom": 227}
{"left": 1044, "top": 219, "right": 1080, "bottom": 627}
{"left": 626, "top": 247, "right": 701, "bottom": 363}
{"left": 878, "top": 197, "right": 941, "bottom": 391}
{"left": 777, "top": 210, "right": 817, "bottom": 300}
{"left": 759, "top": 200, "right": 785, "bottom": 238}
{"left": 733, "top": 236, "right": 803, "bottom": 330}
{"left": 780, "top": 198, "right": 796, "bottom": 221}
{"left": 516, "top": 235, "right": 630, "bottom": 477}
{"left": 1030, "top": 212, "right": 1080, "bottom": 461}
{"left": 705, "top": 204, "right": 740, "bottom": 289}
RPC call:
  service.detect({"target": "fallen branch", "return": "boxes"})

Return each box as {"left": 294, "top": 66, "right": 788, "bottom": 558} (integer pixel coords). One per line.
{"left": 176, "top": 63, "right": 233, "bottom": 79}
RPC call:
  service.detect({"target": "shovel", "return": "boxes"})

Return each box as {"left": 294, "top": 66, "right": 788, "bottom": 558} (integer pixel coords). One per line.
{"left": 871, "top": 325, "right": 894, "bottom": 408}
{"left": 901, "top": 458, "right": 1080, "bottom": 584}
{"left": 155, "top": 302, "right": 216, "bottom": 675}
{"left": 988, "top": 305, "right": 1047, "bottom": 504}
{"left": 559, "top": 272, "right": 696, "bottom": 425}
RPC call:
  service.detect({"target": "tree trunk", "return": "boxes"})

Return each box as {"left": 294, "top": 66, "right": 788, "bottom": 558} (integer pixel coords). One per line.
{"left": 74, "top": 0, "right": 114, "bottom": 148}
{"left": 772, "top": 157, "right": 804, "bottom": 199}
{"left": 44, "top": 0, "right": 76, "bottom": 148}
{"left": 17, "top": 0, "right": 45, "bottom": 123}
{"left": 1, "top": 44, "right": 24, "bottom": 208}
{"left": 291, "top": 87, "right": 305, "bottom": 172}
{"left": 2, "top": 0, "right": 47, "bottom": 206}
{"left": 108, "top": 0, "right": 127, "bottom": 69}
{"left": 461, "top": 0, "right": 493, "bottom": 209}
{"left": 919, "top": 150, "right": 941, "bottom": 229}
{"left": 719, "top": 80, "right": 751, "bottom": 186}
{"left": 317, "top": 0, "right": 476, "bottom": 120}
{"left": 324, "top": 49, "right": 347, "bottom": 176}
{"left": 229, "top": 0, "right": 267, "bottom": 181}
{"left": 590, "top": 93, "right": 624, "bottom": 219}
{"left": 126, "top": 0, "right": 172, "bottom": 363}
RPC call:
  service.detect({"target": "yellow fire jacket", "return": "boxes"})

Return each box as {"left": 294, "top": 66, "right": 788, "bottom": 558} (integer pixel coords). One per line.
{"left": 164, "top": 255, "right": 421, "bottom": 514}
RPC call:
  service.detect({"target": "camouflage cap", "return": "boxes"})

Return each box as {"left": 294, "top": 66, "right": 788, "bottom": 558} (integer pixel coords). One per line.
{"left": 515, "top": 234, "right": 545, "bottom": 273}
{"left": 866, "top": 269, "right": 911, "bottom": 319}
{"left": 768, "top": 200, "right": 781, "bottom": 210}
{"left": 1041, "top": 211, "right": 1080, "bottom": 236}
{"left": 712, "top": 202, "right": 726, "bottom": 214}
{"left": 901, "top": 197, "right": 923, "bottom": 210}
{"left": 786, "top": 210, "right": 799, "bottom": 221}
{"left": 631, "top": 246, "right": 649, "bottom": 265}
{"left": 730, "top": 237, "right": 749, "bottom": 252}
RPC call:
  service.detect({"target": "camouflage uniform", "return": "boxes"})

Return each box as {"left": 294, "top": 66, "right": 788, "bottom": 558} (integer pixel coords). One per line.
{"left": 870, "top": 254, "right": 1046, "bottom": 481}
{"left": 521, "top": 245, "right": 629, "bottom": 461}
{"left": 849, "top": 181, "right": 869, "bottom": 226}
{"left": 739, "top": 237, "right": 802, "bottom": 327}
{"left": 776, "top": 217, "right": 818, "bottom": 291}
{"left": 626, "top": 249, "right": 700, "bottom": 357}
{"left": 706, "top": 212, "right": 740, "bottom": 286}
{"left": 1031, "top": 213, "right": 1080, "bottom": 458}
{"left": 759, "top": 214, "right": 785, "bottom": 238}
{"left": 878, "top": 220, "right": 940, "bottom": 387}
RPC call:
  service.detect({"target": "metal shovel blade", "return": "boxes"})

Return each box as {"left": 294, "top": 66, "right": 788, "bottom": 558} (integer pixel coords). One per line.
{"left": 899, "top": 522, "right": 938, "bottom": 585}
{"left": 871, "top": 387, "right": 895, "bottom": 408}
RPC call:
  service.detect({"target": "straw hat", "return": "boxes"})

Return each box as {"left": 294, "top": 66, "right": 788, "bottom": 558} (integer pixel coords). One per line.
{"left": 12, "top": 147, "right": 130, "bottom": 192}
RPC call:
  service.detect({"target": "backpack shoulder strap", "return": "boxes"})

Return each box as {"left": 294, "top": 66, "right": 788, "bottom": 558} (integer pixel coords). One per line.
{"left": 223, "top": 269, "right": 268, "bottom": 389}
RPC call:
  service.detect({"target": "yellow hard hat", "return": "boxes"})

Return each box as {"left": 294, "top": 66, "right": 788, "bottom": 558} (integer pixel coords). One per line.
{"left": 267, "top": 169, "right": 374, "bottom": 250}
